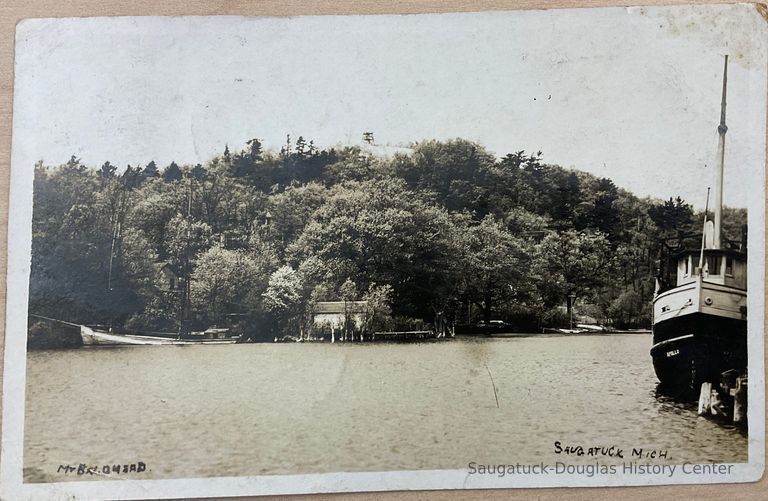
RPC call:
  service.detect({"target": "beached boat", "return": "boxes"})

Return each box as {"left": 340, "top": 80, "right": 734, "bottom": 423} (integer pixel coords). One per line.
{"left": 80, "top": 325, "right": 240, "bottom": 346}
{"left": 575, "top": 323, "right": 606, "bottom": 332}
{"left": 541, "top": 327, "right": 587, "bottom": 334}
{"left": 650, "top": 55, "right": 747, "bottom": 392}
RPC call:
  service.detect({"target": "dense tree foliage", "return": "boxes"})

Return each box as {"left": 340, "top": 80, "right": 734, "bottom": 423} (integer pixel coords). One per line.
{"left": 29, "top": 137, "right": 747, "bottom": 339}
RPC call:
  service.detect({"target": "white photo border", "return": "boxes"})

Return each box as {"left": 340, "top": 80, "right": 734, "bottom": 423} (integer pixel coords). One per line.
{"left": 2, "top": 5, "right": 766, "bottom": 500}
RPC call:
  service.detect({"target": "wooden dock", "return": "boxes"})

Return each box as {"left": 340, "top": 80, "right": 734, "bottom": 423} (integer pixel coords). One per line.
{"left": 372, "top": 330, "right": 436, "bottom": 342}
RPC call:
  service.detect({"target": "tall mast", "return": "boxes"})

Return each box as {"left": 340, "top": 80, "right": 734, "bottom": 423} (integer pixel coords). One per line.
{"left": 179, "top": 174, "right": 193, "bottom": 338}
{"left": 713, "top": 54, "right": 728, "bottom": 249}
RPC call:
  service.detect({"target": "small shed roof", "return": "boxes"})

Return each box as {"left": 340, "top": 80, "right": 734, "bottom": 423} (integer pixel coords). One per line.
{"left": 153, "top": 262, "right": 180, "bottom": 275}
{"left": 314, "top": 301, "right": 368, "bottom": 314}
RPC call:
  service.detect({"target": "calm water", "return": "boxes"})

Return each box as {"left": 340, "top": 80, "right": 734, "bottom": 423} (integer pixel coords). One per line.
{"left": 23, "top": 334, "right": 747, "bottom": 482}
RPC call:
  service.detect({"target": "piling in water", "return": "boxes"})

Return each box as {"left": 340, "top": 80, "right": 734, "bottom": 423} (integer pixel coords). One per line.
{"left": 696, "top": 370, "right": 747, "bottom": 428}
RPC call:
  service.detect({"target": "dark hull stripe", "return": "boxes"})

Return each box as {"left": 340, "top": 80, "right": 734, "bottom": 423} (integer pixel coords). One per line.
{"left": 650, "top": 312, "right": 746, "bottom": 392}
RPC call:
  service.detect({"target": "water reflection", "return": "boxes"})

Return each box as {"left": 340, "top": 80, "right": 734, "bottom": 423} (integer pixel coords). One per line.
{"left": 653, "top": 389, "right": 697, "bottom": 416}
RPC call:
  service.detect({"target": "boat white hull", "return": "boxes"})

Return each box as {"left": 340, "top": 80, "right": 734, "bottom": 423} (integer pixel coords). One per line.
{"left": 653, "top": 276, "right": 746, "bottom": 324}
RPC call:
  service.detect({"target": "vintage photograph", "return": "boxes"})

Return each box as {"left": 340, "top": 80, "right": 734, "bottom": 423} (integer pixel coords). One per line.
{"left": 1, "top": 3, "right": 766, "bottom": 499}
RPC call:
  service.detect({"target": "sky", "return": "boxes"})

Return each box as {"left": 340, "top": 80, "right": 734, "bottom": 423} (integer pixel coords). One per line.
{"left": 11, "top": 4, "right": 768, "bottom": 208}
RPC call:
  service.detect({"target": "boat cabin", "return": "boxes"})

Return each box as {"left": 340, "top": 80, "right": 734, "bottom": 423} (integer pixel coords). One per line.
{"left": 187, "top": 327, "right": 237, "bottom": 339}
{"left": 675, "top": 249, "right": 746, "bottom": 289}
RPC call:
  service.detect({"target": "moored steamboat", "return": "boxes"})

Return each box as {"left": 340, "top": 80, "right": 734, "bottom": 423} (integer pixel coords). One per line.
{"left": 650, "top": 55, "right": 747, "bottom": 393}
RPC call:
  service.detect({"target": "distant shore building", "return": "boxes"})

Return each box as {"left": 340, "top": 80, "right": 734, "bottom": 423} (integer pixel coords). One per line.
{"left": 313, "top": 301, "right": 368, "bottom": 339}
{"left": 153, "top": 262, "right": 181, "bottom": 292}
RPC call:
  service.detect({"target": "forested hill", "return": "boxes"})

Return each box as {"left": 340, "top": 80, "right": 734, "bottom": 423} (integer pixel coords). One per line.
{"left": 29, "top": 137, "right": 747, "bottom": 338}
